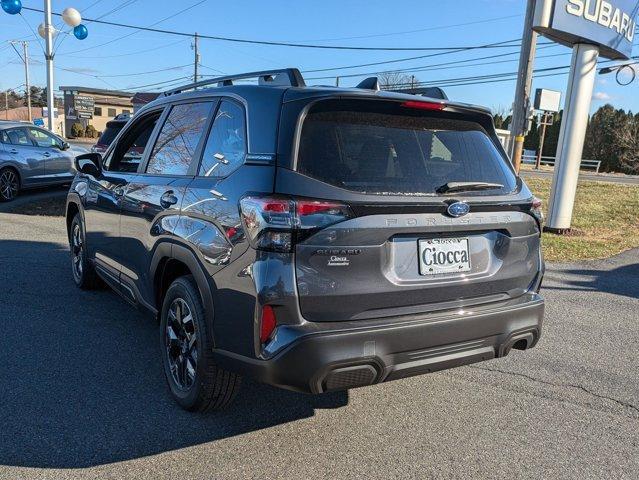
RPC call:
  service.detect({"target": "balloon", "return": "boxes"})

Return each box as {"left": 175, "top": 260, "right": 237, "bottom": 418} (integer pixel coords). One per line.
{"left": 73, "top": 24, "right": 88, "bottom": 40}
{"left": 1, "top": 0, "right": 22, "bottom": 15}
{"left": 62, "top": 7, "right": 81, "bottom": 27}
{"left": 38, "top": 22, "right": 57, "bottom": 39}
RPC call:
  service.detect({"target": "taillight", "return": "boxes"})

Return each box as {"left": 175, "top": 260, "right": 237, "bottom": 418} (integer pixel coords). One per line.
{"left": 260, "top": 305, "right": 276, "bottom": 343}
{"left": 239, "top": 196, "right": 353, "bottom": 252}
{"left": 530, "top": 197, "right": 544, "bottom": 233}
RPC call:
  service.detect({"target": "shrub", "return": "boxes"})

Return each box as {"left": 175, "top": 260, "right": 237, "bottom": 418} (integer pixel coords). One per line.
{"left": 71, "top": 122, "right": 84, "bottom": 138}
{"left": 85, "top": 124, "right": 98, "bottom": 138}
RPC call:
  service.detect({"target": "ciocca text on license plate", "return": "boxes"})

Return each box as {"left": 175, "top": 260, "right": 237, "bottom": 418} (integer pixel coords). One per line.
{"left": 418, "top": 238, "right": 471, "bottom": 275}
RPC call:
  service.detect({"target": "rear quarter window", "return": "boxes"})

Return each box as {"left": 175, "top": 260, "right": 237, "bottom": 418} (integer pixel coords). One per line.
{"left": 296, "top": 101, "right": 517, "bottom": 196}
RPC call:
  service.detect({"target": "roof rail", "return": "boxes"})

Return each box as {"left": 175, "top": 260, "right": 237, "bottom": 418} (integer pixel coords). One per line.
{"left": 164, "top": 68, "right": 306, "bottom": 96}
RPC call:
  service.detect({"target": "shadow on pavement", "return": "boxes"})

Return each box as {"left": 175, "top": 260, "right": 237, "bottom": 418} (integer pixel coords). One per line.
{"left": 0, "top": 238, "right": 348, "bottom": 469}
{"left": 0, "top": 186, "right": 68, "bottom": 217}
{"left": 543, "top": 263, "right": 639, "bottom": 300}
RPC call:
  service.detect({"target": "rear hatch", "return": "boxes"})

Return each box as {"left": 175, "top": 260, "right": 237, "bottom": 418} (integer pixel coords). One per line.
{"left": 275, "top": 95, "right": 542, "bottom": 322}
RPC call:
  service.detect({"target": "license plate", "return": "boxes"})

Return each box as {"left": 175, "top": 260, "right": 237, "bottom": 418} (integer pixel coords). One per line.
{"left": 418, "top": 237, "right": 471, "bottom": 276}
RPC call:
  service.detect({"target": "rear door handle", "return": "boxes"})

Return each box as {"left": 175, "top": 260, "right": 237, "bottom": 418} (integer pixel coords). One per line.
{"left": 9, "top": 149, "right": 18, "bottom": 154}
{"left": 43, "top": 152, "right": 51, "bottom": 157}
{"left": 160, "top": 190, "right": 178, "bottom": 209}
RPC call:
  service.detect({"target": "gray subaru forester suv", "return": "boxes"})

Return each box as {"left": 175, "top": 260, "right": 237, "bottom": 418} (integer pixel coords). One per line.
{"left": 66, "top": 69, "right": 544, "bottom": 411}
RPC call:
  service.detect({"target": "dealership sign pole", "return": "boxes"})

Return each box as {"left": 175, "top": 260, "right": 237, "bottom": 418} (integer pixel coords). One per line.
{"left": 533, "top": 0, "right": 638, "bottom": 233}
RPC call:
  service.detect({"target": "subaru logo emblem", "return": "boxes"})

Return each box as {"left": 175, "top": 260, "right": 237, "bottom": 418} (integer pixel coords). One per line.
{"left": 447, "top": 202, "right": 470, "bottom": 218}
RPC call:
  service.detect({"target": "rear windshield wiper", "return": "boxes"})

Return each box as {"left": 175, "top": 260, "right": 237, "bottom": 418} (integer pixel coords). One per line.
{"left": 436, "top": 182, "right": 504, "bottom": 194}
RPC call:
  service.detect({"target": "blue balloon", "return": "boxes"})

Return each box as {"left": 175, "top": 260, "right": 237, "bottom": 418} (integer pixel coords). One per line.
{"left": 73, "top": 24, "right": 88, "bottom": 40}
{"left": 1, "top": 0, "right": 22, "bottom": 15}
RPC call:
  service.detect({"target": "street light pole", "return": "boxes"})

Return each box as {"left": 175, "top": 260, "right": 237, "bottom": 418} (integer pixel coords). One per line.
{"left": 44, "top": 0, "right": 55, "bottom": 131}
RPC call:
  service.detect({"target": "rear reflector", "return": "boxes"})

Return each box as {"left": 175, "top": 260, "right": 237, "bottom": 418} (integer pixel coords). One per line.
{"left": 260, "top": 305, "right": 276, "bottom": 343}
{"left": 400, "top": 101, "right": 446, "bottom": 111}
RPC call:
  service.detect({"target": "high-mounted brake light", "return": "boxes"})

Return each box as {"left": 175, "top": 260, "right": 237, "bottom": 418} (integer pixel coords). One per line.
{"left": 400, "top": 101, "right": 446, "bottom": 111}
{"left": 239, "top": 196, "right": 353, "bottom": 252}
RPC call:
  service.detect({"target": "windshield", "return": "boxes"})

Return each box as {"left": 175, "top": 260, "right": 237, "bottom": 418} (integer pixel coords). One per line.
{"left": 297, "top": 101, "right": 517, "bottom": 196}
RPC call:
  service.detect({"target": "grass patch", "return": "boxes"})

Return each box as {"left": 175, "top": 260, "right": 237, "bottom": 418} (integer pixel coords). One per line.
{"left": 525, "top": 178, "right": 639, "bottom": 262}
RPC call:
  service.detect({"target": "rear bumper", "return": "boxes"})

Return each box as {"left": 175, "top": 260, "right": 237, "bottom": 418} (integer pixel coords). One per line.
{"left": 212, "top": 293, "right": 544, "bottom": 393}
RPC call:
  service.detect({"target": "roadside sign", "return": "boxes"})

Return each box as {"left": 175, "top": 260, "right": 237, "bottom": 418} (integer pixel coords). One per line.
{"left": 534, "top": 89, "right": 562, "bottom": 112}
{"left": 33, "top": 118, "right": 45, "bottom": 127}
{"left": 74, "top": 95, "right": 95, "bottom": 113}
{"left": 534, "top": 0, "right": 638, "bottom": 60}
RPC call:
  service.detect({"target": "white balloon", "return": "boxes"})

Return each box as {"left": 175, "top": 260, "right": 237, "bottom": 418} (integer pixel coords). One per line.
{"left": 38, "top": 22, "right": 57, "bottom": 39}
{"left": 62, "top": 7, "right": 82, "bottom": 27}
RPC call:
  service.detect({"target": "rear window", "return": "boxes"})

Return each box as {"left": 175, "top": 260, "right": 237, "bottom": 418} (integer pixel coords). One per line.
{"left": 97, "top": 123, "right": 124, "bottom": 146}
{"left": 297, "top": 101, "right": 517, "bottom": 196}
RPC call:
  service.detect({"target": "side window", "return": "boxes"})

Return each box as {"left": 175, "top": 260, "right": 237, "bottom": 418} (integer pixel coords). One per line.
{"left": 3, "top": 128, "right": 32, "bottom": 146}
{"left": 105, "top": 112, "right": 161, "bottom": 173}
{"left": 146, "top": 102, "right": 213, "bottom": 176}
{"left": 29, "top": 128, "right": 61, "bottom": 149}
{"left": 108, "top": 108, "right": 117, "bottom": 117}
{"left": 198, "top": 101, "right": 246, "bottom": 177}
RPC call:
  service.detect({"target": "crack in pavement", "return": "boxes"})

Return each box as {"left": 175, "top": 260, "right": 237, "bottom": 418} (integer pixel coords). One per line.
{"left": 470, "top": 365, "right": 639, "bottom": 416}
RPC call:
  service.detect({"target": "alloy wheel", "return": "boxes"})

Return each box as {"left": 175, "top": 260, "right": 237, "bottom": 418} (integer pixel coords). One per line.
{"left": 71, "top": 223, "right": 84, "bottom": 279}
{"left": 165, "top": 298, "right": 198, "bottom": 391}
{"left": 0, "top": 169, "right": 19, "bottom": 201}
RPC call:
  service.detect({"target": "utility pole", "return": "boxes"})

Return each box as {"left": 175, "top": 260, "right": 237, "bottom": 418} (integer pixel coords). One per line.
{"left": 535, "top": 112, "right": 552, "bottom": 169}
{"left": 509, "top": 0, "right": 538, "bottom": 172}
{"left": 193, "top": 32, "right": 200, "bottom": 84}
{"left": 9, "top": 40, "right": 32, "bottom": 122}
{"left": 4, "top": 91, "right": 8, "bottom": 120}
{"left": 44, "top": 0, "right": 55, "bottom": 131}
{"left": 23, "top": 41, "right": 32, "bottom": 123}
{"left": 335, "top": 76, "right": 340, "bottom": 87}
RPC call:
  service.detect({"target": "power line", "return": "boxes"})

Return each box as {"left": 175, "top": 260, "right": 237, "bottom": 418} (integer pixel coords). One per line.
{"left": 99, "top": 63, "right": 192, "bottom": 78}
{"left": 63, "top": 39, "right": 189, "bottom": 59}
{"left": 57, "top": 0, "right": 209, "bottom": 55}
{"left": 304, "top": 44, "right": 560, "bottom": 80}
{"left": 92, "top": 0, "right": 140, "bottom": 21}
{"left": 20, "top": 7, "right": 537, "bottom": 52}
{"left": 384, "top": 57, "right": 637, "bottom": 89}
{"left": 283, "top": 14, "right": 523, "bottom": 42}
{"left": 124, "top": 75, "right": 193, "bottom": 91}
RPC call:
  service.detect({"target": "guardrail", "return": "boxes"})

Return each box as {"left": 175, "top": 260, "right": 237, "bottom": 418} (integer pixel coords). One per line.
{"left": 521, "top": 155, "right": 601, "bottom": 173}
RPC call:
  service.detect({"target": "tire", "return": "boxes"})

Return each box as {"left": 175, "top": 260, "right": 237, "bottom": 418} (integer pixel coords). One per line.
{"left": 0, "top": 167, "right": 20, "bottom": 202}
{"left": 69, "top": 213, "right": 101, "bottom": 290}
{"left": 160, "top": 275, "right": 241, "bottom": 412}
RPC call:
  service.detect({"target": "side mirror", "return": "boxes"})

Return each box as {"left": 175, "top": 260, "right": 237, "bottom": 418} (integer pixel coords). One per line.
{"left": 61, "top": 141, "right": 71, "bottom": 151}
{"left": 75, "top": 153, "right": 102, "bottom": 177}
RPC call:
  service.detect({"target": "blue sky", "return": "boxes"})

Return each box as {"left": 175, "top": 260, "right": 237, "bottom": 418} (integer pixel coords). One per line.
{"left": 0, "top": 0, "right": 637, "bottom": 113}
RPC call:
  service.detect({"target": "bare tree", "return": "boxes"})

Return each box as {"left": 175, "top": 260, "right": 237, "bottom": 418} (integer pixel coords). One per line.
{"left": 378, "top": 72, "right": 419, "bottom": 91}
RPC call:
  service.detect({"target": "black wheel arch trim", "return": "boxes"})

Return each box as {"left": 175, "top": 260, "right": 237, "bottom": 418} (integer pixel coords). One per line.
{"left": 151, "top": 241, "right": 218, "bottom": 348}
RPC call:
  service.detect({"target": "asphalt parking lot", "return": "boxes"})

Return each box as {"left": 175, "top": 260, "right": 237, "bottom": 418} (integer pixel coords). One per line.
{"left": 1, "top": 194, "right": 638, "bottom": 480}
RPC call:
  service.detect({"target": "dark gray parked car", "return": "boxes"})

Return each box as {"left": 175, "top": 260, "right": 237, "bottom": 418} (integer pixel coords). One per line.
{"left": 0, "top": 121, "right": 79, "bottom": 201}
{"left": 66, "top": 69, "right": 545, "bottom": 412}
